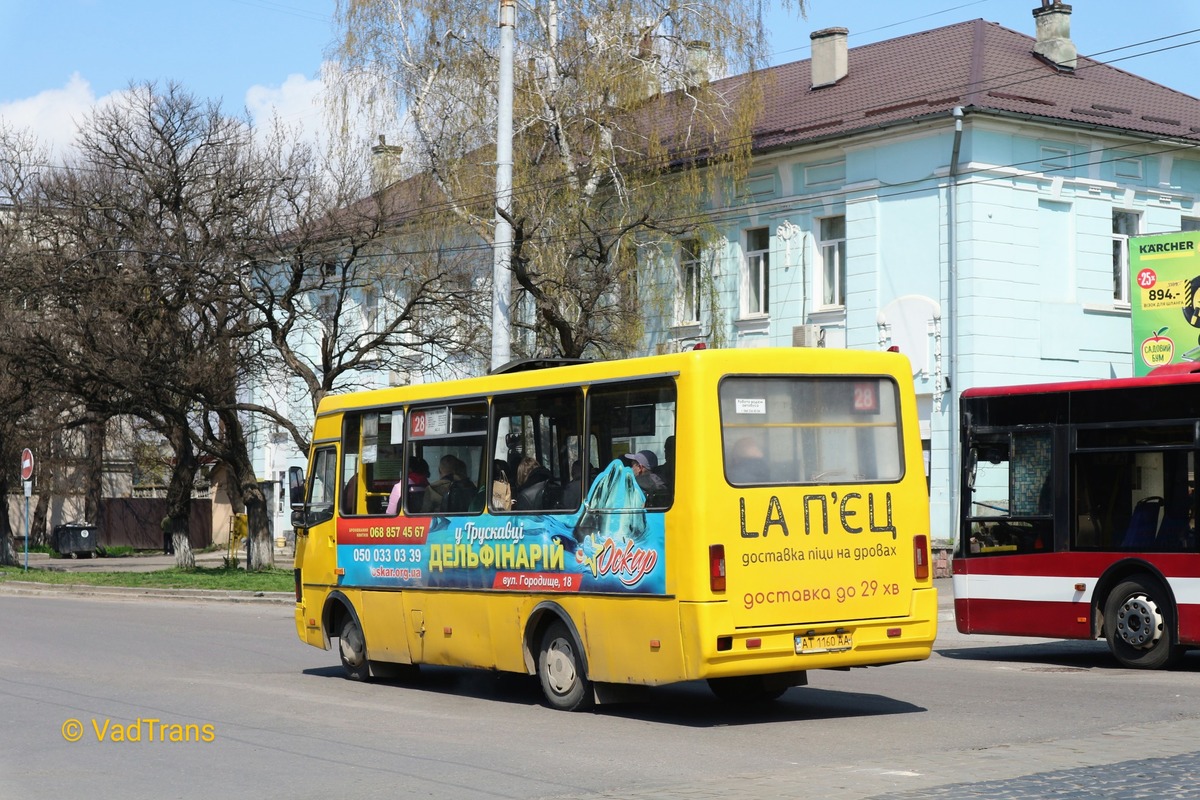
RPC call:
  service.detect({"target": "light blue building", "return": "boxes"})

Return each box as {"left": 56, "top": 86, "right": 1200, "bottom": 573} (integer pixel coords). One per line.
{"left": 649, "top": 3, "right": 1200, "bottom": 541}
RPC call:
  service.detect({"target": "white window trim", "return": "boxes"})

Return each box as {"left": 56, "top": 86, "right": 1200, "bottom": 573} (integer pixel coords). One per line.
{"left": 816, "top": 216, "right": 847, "bottom": 310}
{"left": 1112, "top": 209, "right": 1140, "bottom": 307}
{"left": 316, "top": 291, "right": 338, "bottom": 324}
{"left": 741, "top": 228, "right": 770, "bottom": 319}
{"left": 678, "top": 239, "right": 702, "bottom": 325}
{"left": 361, "top": 287, "right": 379, "bottom": 333}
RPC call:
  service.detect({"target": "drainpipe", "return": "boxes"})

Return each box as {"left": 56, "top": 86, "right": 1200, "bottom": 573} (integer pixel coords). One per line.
{"left": 947, "top": 106, "right": 964, "bottom": 546}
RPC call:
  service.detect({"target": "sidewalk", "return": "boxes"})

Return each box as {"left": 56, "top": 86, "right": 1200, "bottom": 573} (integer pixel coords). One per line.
{"left": 16, "top": 547, "right": 291, "bottom": 573}
{"left": 1, "top": 546, "right": 295, "bottom": 603}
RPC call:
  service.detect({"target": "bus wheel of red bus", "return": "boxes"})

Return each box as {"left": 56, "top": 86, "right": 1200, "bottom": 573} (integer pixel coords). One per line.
{"left": 1104, "top": 576, "right": 1183, "bottom": 670}
{"left": 537, "top": 621, "right": 593, "bottom": 712}
{"left": 707, "top": 676, "right": 788, "bottom": 704}
{"left": 338, "top": 616, "right": 370, "bottom": 681}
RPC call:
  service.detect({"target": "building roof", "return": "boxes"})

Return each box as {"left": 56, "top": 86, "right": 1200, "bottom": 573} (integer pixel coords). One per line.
{"left": 746, "top": 18, "right": 1200, "bottom": 152}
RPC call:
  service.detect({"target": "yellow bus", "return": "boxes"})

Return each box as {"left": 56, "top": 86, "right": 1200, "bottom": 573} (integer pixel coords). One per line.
{"left": 289, "top": 347, "right": 937, "bottom": 710}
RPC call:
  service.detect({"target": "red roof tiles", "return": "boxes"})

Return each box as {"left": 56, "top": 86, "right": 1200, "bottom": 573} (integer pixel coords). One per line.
{"left": 738, "top": 19, "right": 1200, "bottom": 152}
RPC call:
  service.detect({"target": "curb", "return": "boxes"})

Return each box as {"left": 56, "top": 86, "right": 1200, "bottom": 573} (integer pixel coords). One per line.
{"left": 0, "top": 580, "right": 293, "bottom": 604}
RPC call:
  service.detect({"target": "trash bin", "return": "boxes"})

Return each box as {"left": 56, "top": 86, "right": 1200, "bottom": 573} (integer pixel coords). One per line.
{"left": 52, "top": 524, "right": 98, "bottom": 559}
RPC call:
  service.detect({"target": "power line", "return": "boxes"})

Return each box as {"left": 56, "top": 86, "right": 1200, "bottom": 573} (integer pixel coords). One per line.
{"left": 765, "top": 0, "right": 992, "bottom": 63}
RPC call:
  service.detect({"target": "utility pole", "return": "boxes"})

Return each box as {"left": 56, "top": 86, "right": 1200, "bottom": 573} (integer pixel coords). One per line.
{"left": 491, "top": 0, "right": 516, "bottom": 371}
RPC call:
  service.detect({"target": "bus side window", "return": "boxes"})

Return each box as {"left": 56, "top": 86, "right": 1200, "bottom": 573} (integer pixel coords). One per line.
{"left": 305, "top": 447, "right": 337, "bottom": 527}
{"left": 492, "top": 387, "right": 584, "bottom": 514}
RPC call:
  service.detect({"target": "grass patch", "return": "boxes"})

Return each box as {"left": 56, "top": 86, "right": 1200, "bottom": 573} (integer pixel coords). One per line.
{"left": 97, "top": 545, "right": 137, "bottom": 558}
{"left": 0, "top": 564, "right": 293, "bottom": 593}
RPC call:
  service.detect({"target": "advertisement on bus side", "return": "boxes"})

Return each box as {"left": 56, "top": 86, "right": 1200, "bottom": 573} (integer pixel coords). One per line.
{"left": 335, "top": 460, "right": 667, "bottom": 595}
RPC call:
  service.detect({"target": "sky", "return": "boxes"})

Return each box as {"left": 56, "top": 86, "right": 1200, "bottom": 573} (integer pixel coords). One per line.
{"left": 3, "top": 0, "right": 1200, "bottom": 158}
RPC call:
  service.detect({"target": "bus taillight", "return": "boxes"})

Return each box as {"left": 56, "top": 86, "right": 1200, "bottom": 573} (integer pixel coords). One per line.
{"left": 294, "top": 569, "right": 303, "bottom": 603}
{"left": 709, "top": 545, "right": 726, "bottom": 592}
{"left": 913, "top": 535, "right": 929, "bottom": 580}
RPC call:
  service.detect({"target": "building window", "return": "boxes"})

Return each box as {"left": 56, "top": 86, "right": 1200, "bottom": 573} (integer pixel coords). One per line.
{"left": 1112, "top": 210, "right": 1139, "bottom": 305}
{"left": 818, "top": 216, "right": 846, "bottom": 308}
{"left": 316, "top": 292, "right": 338, "bottom": 327}
{"left": 1182, "top": 217, "right": 1200, "bottom": 232}
{"left": 361, "top": 287, "right": 379, "bottom": 333}
{"left": 679, "top": 238, "right": 702, "bottom": 324}
{"left": 743, "top": 227, "right": 769, "bottom": 316}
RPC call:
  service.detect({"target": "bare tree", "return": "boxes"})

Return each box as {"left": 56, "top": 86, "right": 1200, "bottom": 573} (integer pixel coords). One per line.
{"left": 0, "top": 124, "right": 64, "bottom": 565}
{"left": 2, "top": 86, "right": 487, "bottom": 569}
{"left": 331, "top": 0, "right": 806, "bottom": 358}
{"left": 234, "top": 135, "right": 488, "bottom": 456}
{"left": 0, "top": 84, "right": 276, "bottom": 567}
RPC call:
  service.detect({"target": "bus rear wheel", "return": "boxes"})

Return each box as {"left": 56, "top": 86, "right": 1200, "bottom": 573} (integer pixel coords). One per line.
{"left": 707, "top": 676, "right": 788, "bottom": 703}
{"left": 537, "top": 621, "right": 593, "bottom": 711}
{"left": 338, "top": 616, "right": 370, "bottom": 681}
{"left": 1104, "top": 576, "right": 1183, "bottom": 670}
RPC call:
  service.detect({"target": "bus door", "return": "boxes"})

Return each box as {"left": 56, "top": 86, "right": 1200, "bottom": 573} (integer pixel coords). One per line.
{"left": 294, "top": 444, "right": 338, "bottom": 647}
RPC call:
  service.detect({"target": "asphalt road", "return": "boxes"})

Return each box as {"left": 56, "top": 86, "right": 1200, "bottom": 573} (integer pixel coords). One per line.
{"left": 1, "top": 580, "right": 1198, "bottom": 800}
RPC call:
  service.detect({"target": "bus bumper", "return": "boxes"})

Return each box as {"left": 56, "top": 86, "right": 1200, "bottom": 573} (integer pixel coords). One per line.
{"left": 295, "top": 603, "right": 327, "bottom": 650}
{"left": 680, "top": 586, "right": 938, "bottom": 679}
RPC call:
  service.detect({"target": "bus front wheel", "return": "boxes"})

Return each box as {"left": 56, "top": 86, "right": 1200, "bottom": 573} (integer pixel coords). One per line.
{"left": 338, "top": 616, "right": 370, "bottom": 681}
{"left": 1104, "top": 576, "right": 1183, "bottom": 670}
{"left": 537, "top": 621, "right": 593, "bottom": 711}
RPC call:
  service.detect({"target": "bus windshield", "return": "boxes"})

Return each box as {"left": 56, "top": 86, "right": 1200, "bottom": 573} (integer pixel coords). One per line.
{"left": 719, "top": 376, "right": 903, "bottom": 486}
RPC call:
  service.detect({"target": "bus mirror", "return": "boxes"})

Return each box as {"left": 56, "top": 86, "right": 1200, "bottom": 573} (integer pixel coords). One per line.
{"left": 290, "top": 508, "right": 307, "bottom": 530}
{"left": 288, "top": 466, "right": 306, "bottom": 510}
{"left": 966, "top": 448, "right": 977, "bottom": 491}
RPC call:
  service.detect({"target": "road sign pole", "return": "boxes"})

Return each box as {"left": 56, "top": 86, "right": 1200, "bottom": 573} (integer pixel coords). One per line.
{"left": 23, "top": 485, "right": 30, "bottom": 572}
{"left": 19, "top": 449, "right": 34, "bottom": 571}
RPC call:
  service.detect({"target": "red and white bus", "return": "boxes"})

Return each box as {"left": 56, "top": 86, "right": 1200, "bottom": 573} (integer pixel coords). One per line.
{"left": 953, "top": 365, "right": 1200, "bottom": 668}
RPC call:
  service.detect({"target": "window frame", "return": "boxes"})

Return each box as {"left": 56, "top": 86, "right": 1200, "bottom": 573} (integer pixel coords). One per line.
{"left": 816, "top": 215, "right": 847, "bottom": 309}
{"left": 742, "top": 227, "right": 770, "bottom": 318}
{"left": 1112, "top": 209, "right": 1140, "bottom": 306}
{"left": 678, "top": 238, "right": 702, "bottom": 325}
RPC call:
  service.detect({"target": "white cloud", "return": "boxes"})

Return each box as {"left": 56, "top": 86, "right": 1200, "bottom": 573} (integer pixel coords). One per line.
{"left": 244, "top": 72, "right": 328, "bottom": 139}
{"left": 1, "top": 70, "right": 341, "bottom": 162}
{"left": 0, "top": 73, "right": 103, "bottom": 160}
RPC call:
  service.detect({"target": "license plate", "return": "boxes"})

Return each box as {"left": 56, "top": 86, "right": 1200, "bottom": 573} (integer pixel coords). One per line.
{"left": 796, "top": 632, "right": 852, "bottom": 654}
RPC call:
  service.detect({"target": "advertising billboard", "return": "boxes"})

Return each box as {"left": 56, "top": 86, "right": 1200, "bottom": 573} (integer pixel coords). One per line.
{"left": 1128, "top": 230, "right": 1200, "bottom": 376}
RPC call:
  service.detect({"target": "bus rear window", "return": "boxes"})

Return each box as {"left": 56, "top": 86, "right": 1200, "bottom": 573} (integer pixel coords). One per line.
{"left": 719, "top": 376, "right": 903, "bottom": 485}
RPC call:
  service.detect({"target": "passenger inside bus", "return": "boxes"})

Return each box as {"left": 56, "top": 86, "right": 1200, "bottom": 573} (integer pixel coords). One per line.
{"left": 560, "top": 460, "right": 584, "bottom": 510}
{"left": 342, "top": 472, "right": 359, "bottom": 515}
{"left": 386, "top": 456, "right": 430, "bottom": 515}
{"left": 624, "top": 451, "right": 663, "bottom": 490}
{"left": 422, "top": 455, "right": 476, "bottom": 513}
{"left": 624, "top": 450, "right": 670, "bottom": 507}
{"left": 514, "top": 456, "right": 559, "bottom": 511}
{"left": 653, "top": 435, "right": 675, "bottom": 485}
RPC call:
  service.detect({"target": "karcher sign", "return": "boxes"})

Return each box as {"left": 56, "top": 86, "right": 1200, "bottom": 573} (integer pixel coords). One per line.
{"left": 1129, "top": 231, "right": 1200, "bottom": 375}
{"left": 1137, "top": 239, "right": 1196, "bottom": 256}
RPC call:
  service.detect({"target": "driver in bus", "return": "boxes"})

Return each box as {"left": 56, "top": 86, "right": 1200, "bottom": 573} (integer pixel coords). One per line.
{"left": 728, "top": 437, "right": 769, "bottom": 484}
